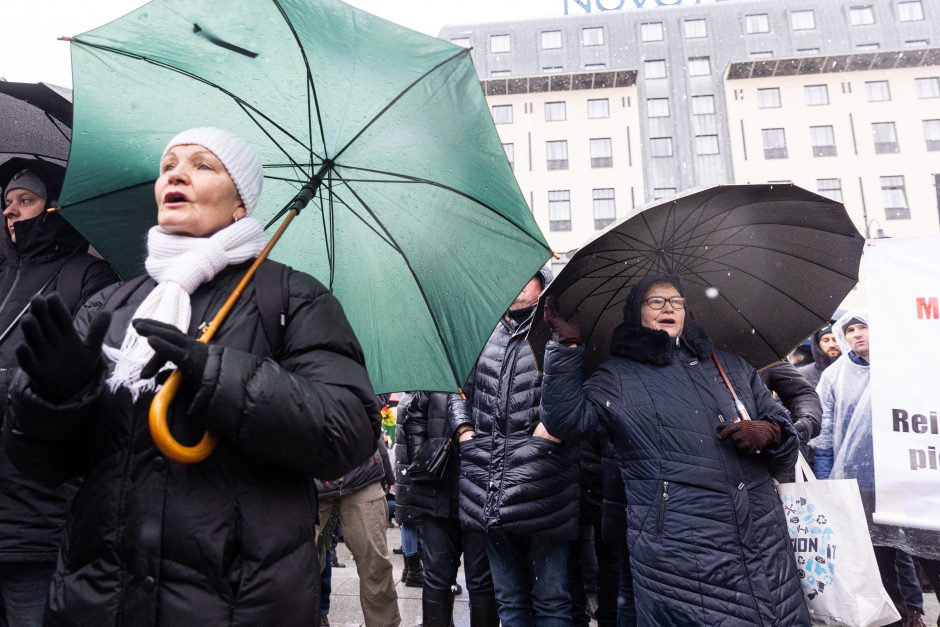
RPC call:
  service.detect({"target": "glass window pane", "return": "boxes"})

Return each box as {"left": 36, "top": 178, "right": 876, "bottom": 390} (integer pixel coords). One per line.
{"left": 791, "top": 10, "right": 816, "bottom": 30}
{"left": 880, "top": 175, "right": 909, "bottom": 219}
{"left": 548, "top": 190, "right": 571, "bottom": 231}
{"left": 684, "top": 19, "right": 707, "bottom": 39}
{"left": 541, "top": 31, "right": 562, "bottom": 50}
{"left": 905, "top": 39, "right": 929, "bottom": 47}
{"left": 542, "top": 66, "right": 564, "bottom": 74}
{"left": 745, "top": 14, "right": 771, "bottom": 34}
{"left": 545, "top": 101, "right": 566, "bottom": 122}
{"left": 491, "top": 105, "right": 512, "bottom": 124}
{"left": 502, "top": 143, "right": 515, "bottom": 169}
{"left": 695, "top": 135, "right": 719, "bottom": 155}
{"left": 490, "top": 70, "right": 511, "bottom": 77}
{"left": 849, "top": 5, "right": 876, "bottom": 26}
{"left": 688, "top": 57, "right": 711, "bottom": 76}
{"left": 546, "top": 141, "right": 569, "bottom": 170}
{"left": 817, "top": 178, "right": 843, "bottom": 202}
{"left": 923, "top": 119, "right": 940, "bottom": 150}
{"left": 810, "top": 125, "right": 837, "bottom": 156}
{"left": 645, "top": 59, "right": 667, "bottom": 79}
{"left": 916, "top": 77, "right": 940, "bottom": 99}
{"left": 593, "top": 188, "right": 616, "bottom": 229}
{"left": 647, "top": 98, "right": 670, "bottom": 117}
{"left": 653, "top": 188, "right": 677, "bottom": 200}
{"left": 762, "top": 128, "right": 788, "bottom": 159}
{"left": 450, "top": 37, "right": 470, "bottom": 48}
{"left": 751, "top": 51, "right": 774, "bottom": 59}
{"left": 865, "top": 81, "right": 891, "bottom": 102}
{"left": 588, "top": 98, "right": 610, "bottom": 119}
{"left": 757, "top": 88, "right": 781, "bottom": 109}
{"left": 649, "top": 137, "right": 673, "bottom": 157}
{"left": 490, "top": 35, "right": 511, "bottom": 53}
{"left": 641, "top": 22, "right": 664, "bottom": 42}
{"left": 856, "top": 43, "right": 880, "bottom": 50}
{"left": 691, "top": 95, "right": 716, "bottom": 115}
{"left": 590, "top": 138, "right": 613, "bottom": 167}
{"left": 583, "top": 27, "right": 604, "bottom": 46}
{"left": 804, "top": 84, "right": 830, "bottom": 106}
{"left": 899, "top": 1, "right": 924, "bottom": 21}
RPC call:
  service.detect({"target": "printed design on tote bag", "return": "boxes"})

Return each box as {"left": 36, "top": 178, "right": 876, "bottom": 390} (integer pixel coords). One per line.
{"left": 782, "top": 494, "right": 836, "bottom": 600}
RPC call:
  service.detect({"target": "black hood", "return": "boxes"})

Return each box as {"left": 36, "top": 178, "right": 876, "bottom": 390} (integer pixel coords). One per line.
{"left": 621, "top": 273, "right": 686, "bottom": 328}
{"left": 0, "top": 211, "right": 88, "bottom": 268}
{"left": 610, "top": 320, "right": 714, "bottom": 366}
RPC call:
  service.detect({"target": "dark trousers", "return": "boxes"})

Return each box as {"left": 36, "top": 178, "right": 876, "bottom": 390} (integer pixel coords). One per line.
{"left": 874, "top": 546, "right": 906, "bottom": 624}
{"left": 420, "top": 516, "right": 495, "bottom": 607}
{"left": 895, "top": 551, "right": 923, "bottom": 613}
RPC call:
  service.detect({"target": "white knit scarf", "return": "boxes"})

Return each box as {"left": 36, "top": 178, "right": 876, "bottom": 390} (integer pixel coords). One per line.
{"left": 103, "top": 217, "right": 269, "bottom": 399}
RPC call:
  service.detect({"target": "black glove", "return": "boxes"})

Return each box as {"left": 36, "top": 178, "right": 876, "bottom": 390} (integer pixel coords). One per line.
{"left": 717, "top": 419, "right": 781, "bottom": 455}
{"left": 16, "top": 294, "right": 111, "bottom": 403}
{"left": 544, "top": 295, "right": 582, "bottom": 346}
{"left": 793, "top": 419, "right": 813, "bottom": 444}
{"left": 133, "top": 319, "right": 208, "bottom": 382}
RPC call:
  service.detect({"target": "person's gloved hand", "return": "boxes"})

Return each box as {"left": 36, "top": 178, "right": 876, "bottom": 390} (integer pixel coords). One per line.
{"left": 544, "top": 295, "right": 582, "bottom": 346}
{"left": 793, "top": 419, "right": 813, "bottom": 444}
{"left": 16, "top": 294, "right": 111, "bottom": 403}
{"left": 717, "top": 419, "right": 781, "bottom": 455}
{"left": 133, "top": 319, "right": 208, "bottom": 382}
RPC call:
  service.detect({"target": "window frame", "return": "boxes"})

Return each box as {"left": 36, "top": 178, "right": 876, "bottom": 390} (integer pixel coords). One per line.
{"left": 684, "top": 19, "right": 708, "bottom": 39}
{"left": 757, "top": 87, "right": 782, "bottom": 109}
{"left": 544, "top": 101, "right": 567, "bottom": 122}
{"left": 587, "top": 98, "right": 610, "bottom": 119}
{"left": 880, "top": 175, "right": 910, "bottom": 219}
{"left": 548, "top": 190, "right": 572, "bottom": 231}
{"left": 871, "top": 121, "right": 900, "bottom": 153}
{"left": 849, "top": 5, "right": 876, "bottom": 26}
{"left": 865, "top": 80, "right": 891, "bottom": 102}
{"left": 490, "top": 34, "right": 511, "bottom": 54}
{"left": 546, "top": 140, "right": 569, "bottom": 170}
{"left": 649, "top": 137, "right": 674, "bottom": 158}
{"left": 695, "top": 134, "right": 720, "bottom": 156}
{"left": 745, "top": 13, "right": 771, "bottom": 34}
{"left": 541, "top": 30, "right": 563, "bottom": 50}
{"left": 691, "top": 95, "right": 716, "bottom": 115}
{"left": 645, "top": 59, "right": 667, "bottom": 80}
{"left": 804, "top": 84, "right": 830, "bottom": 106}
{"left": 640, "top": 22, "right": 664, "bottom": 42}
{"left": 593, "top": 188, "right": 616, "bottom": 230}
{"left": 762, "top": 128, "right": 788, "bottom": 159}
{"left": 590, "top": 138, "right": 614, "bottom": 168}
{"left": 582, "top": 27, "right": 605, "bottom": 47}
{"left": 491, "top": 104, "right": 513, "bottom": 125}
{"left": 816, "top": 178, "right": 843, "bottom": 202}
{"left": 687, "top": 56, "right": 712, "bottom": 77}
{"left": 790, "top": 10, "right": 817, "bottom": 31}
{"left": 810, "top": 125, "right": 837, "bottom": 157}
{"left": 898, "top": 0, "right": 925, "bottom": 22}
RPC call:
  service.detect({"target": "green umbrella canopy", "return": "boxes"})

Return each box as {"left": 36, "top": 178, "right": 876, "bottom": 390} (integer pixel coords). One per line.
{"left": 60, "top": 0, "right": 550, "bottom": 394}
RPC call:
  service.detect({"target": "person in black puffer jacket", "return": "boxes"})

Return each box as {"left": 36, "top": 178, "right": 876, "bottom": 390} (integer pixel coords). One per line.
{"left": 398, "top": 392, "right": 498, "bottom": 627}
{"left": 450, "top": 268, "right": 579, "bottom": 625}
{"left": 541, "top": 274, "right": 809, "bottom": 626}
{"left": 0, "top": 166, "right": 119, "bottom": 626}
{"left": 4, "top": 128, "right": 379, "bottom": 627}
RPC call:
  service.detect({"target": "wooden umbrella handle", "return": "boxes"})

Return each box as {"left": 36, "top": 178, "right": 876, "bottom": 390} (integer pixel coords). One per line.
{"left": 148, "top": 209, "right": 298, "bottom": 464}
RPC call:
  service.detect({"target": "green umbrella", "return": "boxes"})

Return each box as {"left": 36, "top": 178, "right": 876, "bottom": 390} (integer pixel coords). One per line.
{"left": 58, "top": 0, "right": 551, "bottom": 395}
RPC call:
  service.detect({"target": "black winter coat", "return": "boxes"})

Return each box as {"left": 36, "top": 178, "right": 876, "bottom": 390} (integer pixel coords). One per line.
{"left": 451, "top": 314, "right": 579, "bottom": 540}
{"left": 758, "top": 360, "right": 822, "bottom": 442}
{"left": 541, "top": 324, "right": 810, "bottom": 626}
{"left": 0, "top": 212, "right": 118, "bottom": 565}
{"left": 4, "top": 260, "right": 379, "bottom": 627}
{"left": 316, "top": 441, "right": 389, "bottom": 500}
{"left": 396, "top": 392, "right": 459, "bottom": 522}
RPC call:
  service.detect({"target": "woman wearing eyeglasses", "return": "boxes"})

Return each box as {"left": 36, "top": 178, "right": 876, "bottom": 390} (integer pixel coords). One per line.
{"left": 539, "top": 274, "right": 809, "bottom": 626}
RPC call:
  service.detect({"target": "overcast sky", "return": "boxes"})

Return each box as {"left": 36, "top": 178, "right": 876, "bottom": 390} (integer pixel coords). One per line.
{"left": 1, "top": 0, "right": 564, "bottom": 86}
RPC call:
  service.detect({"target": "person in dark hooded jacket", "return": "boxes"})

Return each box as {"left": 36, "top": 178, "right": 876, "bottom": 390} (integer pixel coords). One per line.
{"left": 450, "top": 268, "right": 579, "bottom": 626}
{"left": 797, "top": 325, "right": 841, "bottom": 388}
{"left": 540, "top": 274, "right": 809, "bottom": 626}
{"left": 4, "top": 128, "right": 379, "bottom": 627}
{"left": 0, "top": 167, "right": 118, "bottom": 627}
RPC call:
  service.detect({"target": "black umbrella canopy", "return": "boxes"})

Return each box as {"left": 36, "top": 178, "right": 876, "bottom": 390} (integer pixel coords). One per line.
{"left": 528, "top": 184, "right": 865, "bottom": 373}
{"left": 0, "top": 82, "right": 72, "bottom": 175}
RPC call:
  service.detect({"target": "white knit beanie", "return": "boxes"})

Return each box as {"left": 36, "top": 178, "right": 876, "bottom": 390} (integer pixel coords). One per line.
{"left": 162, "top": 127, "right": 263, "bottom": 214}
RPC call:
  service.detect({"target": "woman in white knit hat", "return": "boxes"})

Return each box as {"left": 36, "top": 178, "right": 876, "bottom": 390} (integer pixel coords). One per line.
{"left": 5, "top": 128, "right": 382, "bottom": 626}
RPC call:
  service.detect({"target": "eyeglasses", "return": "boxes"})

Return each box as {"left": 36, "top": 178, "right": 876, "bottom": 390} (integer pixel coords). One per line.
{"left": 643, "top": 296, "right": 687, "bottom": 310}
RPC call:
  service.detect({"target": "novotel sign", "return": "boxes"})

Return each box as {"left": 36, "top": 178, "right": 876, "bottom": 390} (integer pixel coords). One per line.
{"left": 565, "top": 0, "right": 725, "bottom": 14}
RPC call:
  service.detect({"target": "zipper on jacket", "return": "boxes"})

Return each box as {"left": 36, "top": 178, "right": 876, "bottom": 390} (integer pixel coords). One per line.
{"left": 656, "top": 480, "right": 669, "bottom": 536}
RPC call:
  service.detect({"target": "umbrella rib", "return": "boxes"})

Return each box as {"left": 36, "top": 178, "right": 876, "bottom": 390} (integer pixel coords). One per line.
{"left": 0, "top": 151, "right": 68, "bottom": 163}
{"left": 45, "top": 112, "right": 71, "bottom": 142}
{"left": 332, "top": 49, "right": 468, "bottom": 162}
{"left": 326, "top": 190, "right": 396, "bottom": 250}
{"left": 338, "top": 165, "right": 547, "bottom": 251}
{"left": 264, "top": 175, "right": 309, "bottom": 184}
{"left": 331, "top": 171, "right": 464, "bottom": 389}
{"left": 271, "top": 0, "right": 327, "bottom": 165}
{"left": 69, "top": 38, "right": 318, "bottom": 160}
{"left": 326, "top": 170, "right": 337, "bottom": 291}
{"left": 580, "top": 251, "right": 660, "bottom": 341}
{"left": 234, "top": 100, "right": 311, "bottom": 178}
{"left": 59, "top": 179, "right": 155, "bottom": 209}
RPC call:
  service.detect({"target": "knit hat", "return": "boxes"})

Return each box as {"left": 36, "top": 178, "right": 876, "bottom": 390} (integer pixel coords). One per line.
{"left": 841, "top": 316, "right": 866, "bottom": 333}
{"left": 162, "top": 128, "right": 263, "bottom": 214}
{"left": 3, "top": 169, "right": 47, "bottom": 202}
{"left": 813, "top": 324, "right": 834, "bottom": 345}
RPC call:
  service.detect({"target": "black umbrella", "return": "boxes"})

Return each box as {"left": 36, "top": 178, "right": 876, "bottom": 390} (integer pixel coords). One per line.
{"left": 528, "top": 184, "right": 865, "bottom": 373}
{"left": 0, "top": 81, "right": 72, "bottom": 191}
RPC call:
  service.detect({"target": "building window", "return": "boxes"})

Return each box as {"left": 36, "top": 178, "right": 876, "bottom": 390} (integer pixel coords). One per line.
{"left": 588, "top": 98, "right": 610, "bottom": 119}
{"left": 791, "top": 10, "right": 816, "bottom": 30}
{"left": 590, "top": 138, "right": 613, "bottom": 168}
{"left": 865, "top": 80, "right": 891, "bottom": 102}
{"left": 583, "top": 27, "right": 604, "bottom": 46}
{"left": 849, "top": 5, "right": 876, "bottom": 25}
{"left": 653, "top": 188, "right": 677, "bottom": 200}
{"left": 695, "top": 135, "right": 720, "bottom": 155}
{"left": 751, "top": 51, "right": 774, "bottom": 59}
{"left": 490, "top": 70, "right": 511, "bottom": 77}
{"left": 810, "top": 125, "right": 837, "bottom": 156}
{"left": 491, "top": 104, "right": 512, "bottom": 124}
{"left": 880, "top": 176, "right": 909, "bottom": 219}
{"left": 688, "top": 57, "right": 711, "bottom": 77}
{"left": 645, "top": 59, "right": 667, "bottom": 79}
{"left": 641, "top": 22, "right": 664, "bottom": 42}
{"left": 585, "top": 63, "right": 607, "bottom": 70}
{"left": 745, "top": 14, "right": 771, "bottom": 34}
{"left": 490, "top": 34, "right": 511, "bottom": 54}
{"left": 548, "top": 190, "right": 571, "bottom": 231}
{"left": 915, "top": 77, "right": 940, "bottom": 98}
{"left": 546, "top": 140, "right": 569, "bottom": 170}
{"left": 924, "top": 119, "right": 940, "bottom": 151}
{"left": 757, "top": 87, "right": 781, "bottom": 109}
{"left": 450, "top": 37, "right": 470, "bottom": 48}
{"left": 817, "top": 178, "right": 843, "bottom": 202}
{"left": 804, "top": 84, "right": 830, "bottom": 106}
{"left": 502, "top": 143, "right": 515, "bottom": 170}
{"left": 856, "top": 43, "right": 880, "bottom": 50}
{"left": 905, "top": 39, "right": 929, "bottom": 47}
{"left": 872, "top": 122, "right": 899, "bottom": 153}
{"left": 798, "top": 47, "right": 821, "bottom": 54}
{"left": 545, "top": 101, "right": 567, "bottom": 122}
{"left": 898, "top": 1, "right": 925, "bottom": 21}
{"left": 647, "top": 98, "right": 670, "bottom": 117}
{"left": 649, "top": 137, "right": 673, "bottom": 158}
{"left": 762, "top": 128, "right": 788, "bottom": 159}
{"left": 691, "top": 95, "right": 716, "bottom": 115}
{"left": 684, "top": 19, "right": 708, "bottom": 39}
{"left": 593, "top": 188, "right": 616, "bottom": 229}
{"left": 542, "top": 66, "right": 564, "bottom": 74}
{"left": 541, "top": 30, "right": 562, "bottom": 50}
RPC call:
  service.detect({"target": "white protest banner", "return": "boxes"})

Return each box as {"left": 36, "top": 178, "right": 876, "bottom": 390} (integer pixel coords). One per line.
{"left": 866, "top": 236, "right": 940, "bottom": 531}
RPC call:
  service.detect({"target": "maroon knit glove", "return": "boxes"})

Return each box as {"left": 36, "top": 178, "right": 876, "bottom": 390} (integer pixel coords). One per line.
{"left": 544, "top": 296, "right": 582, "bottom": 346}
{"left": 717, "top": 420, "right": 781, "bottom": 455}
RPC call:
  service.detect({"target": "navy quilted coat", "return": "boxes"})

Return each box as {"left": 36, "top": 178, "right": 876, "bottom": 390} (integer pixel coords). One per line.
{"left": 451, "top": 312, "right": 579, "bottom": 540}
{"left": 541, "top": 324, "right": 810, "bottom": 626}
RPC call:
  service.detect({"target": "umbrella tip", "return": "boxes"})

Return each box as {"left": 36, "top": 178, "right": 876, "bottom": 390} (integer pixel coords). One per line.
{"left": 550, "top": 249, "right": 561, "bottom": 260}
{"left": 57, "top": 36, "right": 75, "bottom": 42}
{"left": 46, "top": 207, "right": 60, "bottom": 214}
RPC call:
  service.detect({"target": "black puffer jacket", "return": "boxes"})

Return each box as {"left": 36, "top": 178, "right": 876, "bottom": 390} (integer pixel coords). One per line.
{"left": 450, "top": 312, "right": 579, "bottom": 540}
{"left": 4, "top": 259, "right": 379, "bottom": 627}
{"left": 758, "top": 360, "right": 822, "bottom": 443}
{"left": 541, "top": 324, "right": 809, "bottom": 626}
{"left": 396, "top": 392, "right": 459, "bottom": 521}
{"left": 0, "top": 212, "right": 118, "bottom": 565}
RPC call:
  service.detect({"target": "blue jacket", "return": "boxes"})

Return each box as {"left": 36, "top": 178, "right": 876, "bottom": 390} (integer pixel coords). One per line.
{"left": 541, "top": 323, "right": 809, "bottom": 626}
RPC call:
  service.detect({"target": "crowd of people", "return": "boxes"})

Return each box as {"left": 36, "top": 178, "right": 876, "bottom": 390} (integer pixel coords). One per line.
{"left": 1, "top": 129, "right": 938, "bottom": 627}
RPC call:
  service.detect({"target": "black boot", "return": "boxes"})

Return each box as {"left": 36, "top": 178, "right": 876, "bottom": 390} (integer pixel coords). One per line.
{"left": 403, "top": 554, "right": 424, "bottom": 587}
{"left": 469, "top": 600, "right": 500, "bottom": 627}
{"left": 422, "top": 598, "right": 452, "bottom": 627}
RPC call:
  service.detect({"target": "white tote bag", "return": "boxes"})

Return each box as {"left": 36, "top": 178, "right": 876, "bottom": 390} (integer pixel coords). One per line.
{"left": 776, "top": 454, "right": 900, "bottom": 627}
